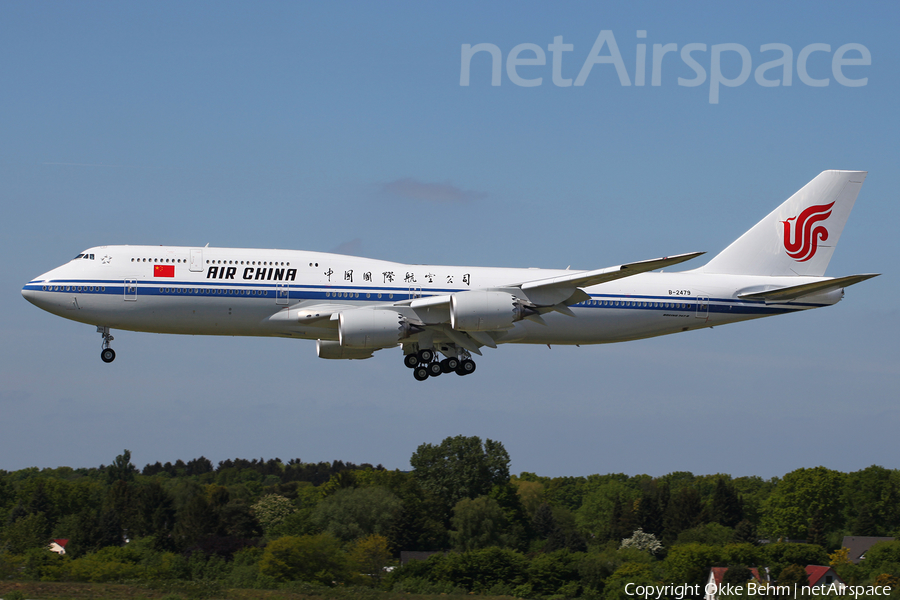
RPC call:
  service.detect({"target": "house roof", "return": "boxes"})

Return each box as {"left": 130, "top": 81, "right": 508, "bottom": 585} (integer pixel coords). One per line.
{"left": 841, "top": 536, "right": 895, "bottom": 564}
{"left": 52, "top": 539, "right": 68, "bottom": 547}
{"left": 805, "top": 566, "right": 844, "bottom": 587}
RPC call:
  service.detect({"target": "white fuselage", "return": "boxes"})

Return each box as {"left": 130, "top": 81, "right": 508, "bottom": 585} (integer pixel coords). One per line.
{"left": 22, "top": 245, "right": 840, "bottom": 347}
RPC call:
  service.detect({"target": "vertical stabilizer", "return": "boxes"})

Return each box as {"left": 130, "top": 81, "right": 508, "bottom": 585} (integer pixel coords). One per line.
{"left": 700, "top": 170, "right": 866, "bottom": 277}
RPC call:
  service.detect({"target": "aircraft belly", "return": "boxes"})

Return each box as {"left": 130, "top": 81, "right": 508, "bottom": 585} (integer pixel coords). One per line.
{"left": 49, "top": 293, "right": 289, "bottom": 337}
{"left": 506, "top": 305, "right": 757, "bottom": 345}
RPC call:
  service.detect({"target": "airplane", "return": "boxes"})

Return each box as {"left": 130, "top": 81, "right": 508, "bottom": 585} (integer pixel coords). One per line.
{"left": 22, "top": 170, "right": 878, "bottom": 381}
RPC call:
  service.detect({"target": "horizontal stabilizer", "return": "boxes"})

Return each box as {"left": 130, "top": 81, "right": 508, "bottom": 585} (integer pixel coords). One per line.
{"left": 738, "top": 273, "right": 879, "bottom": 303}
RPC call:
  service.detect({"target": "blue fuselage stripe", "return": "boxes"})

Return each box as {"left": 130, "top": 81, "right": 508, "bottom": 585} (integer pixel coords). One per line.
{"left": 23, "top": 279, "right": 816, "bottom": 316}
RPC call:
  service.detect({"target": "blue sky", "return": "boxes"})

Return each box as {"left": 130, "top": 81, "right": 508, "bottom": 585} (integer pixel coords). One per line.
{"left": 2, "top": 2, "right": 897, "bottom": 479}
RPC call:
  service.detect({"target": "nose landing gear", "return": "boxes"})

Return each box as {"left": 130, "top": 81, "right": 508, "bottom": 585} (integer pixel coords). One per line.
{"left": 98, "top": 326, "right": 116, "bottom": 363}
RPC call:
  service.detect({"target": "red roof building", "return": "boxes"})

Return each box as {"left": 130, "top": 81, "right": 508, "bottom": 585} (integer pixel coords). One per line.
{"left": 805, "top": 565, "right": 844, "bottom": 588}
{"left": 705, "top": 567, "right": 764, "bottom": 600}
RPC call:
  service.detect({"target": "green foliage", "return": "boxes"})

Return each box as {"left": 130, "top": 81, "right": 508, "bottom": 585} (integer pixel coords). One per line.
{"left": 409, "top": 435, "right": 510, "bottom": 518}
{"left": 21, "top": 547, "right": 68, "bottom": 580}
{"left": 105, "top": 450, "right": 137, "bottom": 484}
{"left": 720, "top": 543, "right": 764, "bottom": 567}
{"left": 576, "top": 479, "right": 639, "bottom": 542}
{"left": 390, "top": 576, "right": 467, "bottom": 594}
{"left": 313, "top": 486, "right": 401, "bottom": 542}
{"left": 513, "top": 478, "right": 546, "bottom": 518}
{"left": 663, "top": 543, "right": 722, "bottom": 586}
{"left": 258, "top": 533, "right": 348, "bottom": 584}
{"left": 762, "top": 543, "right": 828, "bottom": 578}
{"left": 527, "top": 549, "right": 581, "bottom": 596}
{"left": 267, "top": 506, "right": 318, "bottom": 538}
{"left": 710, "top": 477, "right": 744, "bottom": 528}
{"left": 3, "top": 512, "right": 50, "bottom": 554}
{"left": 66, "top": 545, "right": 144, "bottom": 582}
{"left": 348, "top": 534, "right": 393, "bottom": 585}
{"left": 450, "top": 496, "right": 509, "bottom": 551}
{"left": 602, "top": 562, "right": 658, "bottom": 600}
{"left": 777, "top": 563, "right": 809, "bottom": 587}
{"left": 858, "top": 540, "right": 900, "bottom": 580}
{"left": 675, "top": 523, "right": 735, "bottom": 546}
{"left": 663, "top": 486, "right": 703, "bottom": 542}
{"left": 578, "top": 544, "right": 652, "bottom": 592}
{"left": 722, "top": 565, "right": 754, "bottom": 585}
{"left": 2, "top": 447, "right": 900, "bottom": 600}
{"left": 428, "top": 547, "right": 529, "bottom": 592}
{"left": 761, "top": 466, "right": 845, "bottom": 539}
{"left": 844, "top": 466, "right": 900, "bottom": 537}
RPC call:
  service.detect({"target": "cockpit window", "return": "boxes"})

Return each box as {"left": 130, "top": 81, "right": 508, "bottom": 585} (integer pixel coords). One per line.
{"left": 74, "top": 254, "right": 84, "bottom": 260}
{"left": 72, "top": 253, "right": 95, "bottom": 260}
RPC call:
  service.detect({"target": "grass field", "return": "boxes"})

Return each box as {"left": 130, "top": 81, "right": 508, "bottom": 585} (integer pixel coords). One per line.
{"left": 0, "top": 581, "right": 500, "bottom": 600}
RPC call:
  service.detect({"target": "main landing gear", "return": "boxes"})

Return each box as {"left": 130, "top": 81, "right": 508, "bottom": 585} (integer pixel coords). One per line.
{"left": 404, "top": 347, "right": 475, "bottom": 381}
{"left": 98, "top": 326, "right": 116, "bottom": 363}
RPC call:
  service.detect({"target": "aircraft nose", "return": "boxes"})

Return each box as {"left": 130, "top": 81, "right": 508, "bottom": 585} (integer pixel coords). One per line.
{"left": 22, "top": 281, "right": 42, "bottom": 306}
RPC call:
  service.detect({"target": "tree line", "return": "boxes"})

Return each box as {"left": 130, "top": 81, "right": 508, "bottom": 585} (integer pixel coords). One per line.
{"left": 1, "top": 437, "right": 898, "bottom": 599}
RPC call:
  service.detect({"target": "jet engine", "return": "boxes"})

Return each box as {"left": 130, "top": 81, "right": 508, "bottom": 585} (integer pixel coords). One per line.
{"left": 450, "top": 291, "right": 531, "bottom": 332}
{"left": 338, "top": 309, "right": 412, "bottom": 349}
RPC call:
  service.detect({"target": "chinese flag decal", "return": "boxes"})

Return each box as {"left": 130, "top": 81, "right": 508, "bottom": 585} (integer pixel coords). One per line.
{"left": 154, "top": 265, "right": 175, "bottom": 277}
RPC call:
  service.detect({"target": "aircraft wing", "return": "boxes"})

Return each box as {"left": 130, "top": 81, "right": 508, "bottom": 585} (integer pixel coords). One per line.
{"left": 512, "top": 252, "right": 704, "bottom": 306}
{"left": 392, "top": 252, "right": 705, "bottom": 353}
{"left": 737, "top": 273, "right": 879, "bottom": 303}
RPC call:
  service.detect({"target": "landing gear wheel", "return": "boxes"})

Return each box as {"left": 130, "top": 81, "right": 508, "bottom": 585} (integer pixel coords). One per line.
{"left": 98, "top": 326, "right": 115, "bottom": 363}
{"left": 445, "top": 357, "right": 459, "bottom": 372}
{"left": 427, "top": 361, "right": 443, "bottom": 377}
{"left": 456, "top": 358, "right": 476, "bottom": 376}
{"left": 403, "top": 354, "right": 419, "bottom": 369}
{"left": 417, "top": 348, "right": 435, "bottom": 363}
{"left": 413, "top": 366, "right": 430, "bottom": 381}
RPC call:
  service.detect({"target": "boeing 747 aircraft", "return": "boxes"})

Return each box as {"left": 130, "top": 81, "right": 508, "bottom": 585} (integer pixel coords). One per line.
{"left": 22, "top": 170, "right": 877, "bottom": 381}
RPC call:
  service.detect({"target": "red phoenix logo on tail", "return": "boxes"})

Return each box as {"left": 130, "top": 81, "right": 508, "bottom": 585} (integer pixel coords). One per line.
{"left": 781, "top": 202, "right": 834, "bottom": 262}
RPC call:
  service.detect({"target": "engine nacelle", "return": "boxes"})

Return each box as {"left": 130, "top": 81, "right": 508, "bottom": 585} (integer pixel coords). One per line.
{"left": 338, "top": 309, "right": 408, "bottom": 349}
{"left": 316, "top": 340, "right": 375, "bottom": 360}
{"left": 450, "top": 291, "right": 523, "bottom": 332}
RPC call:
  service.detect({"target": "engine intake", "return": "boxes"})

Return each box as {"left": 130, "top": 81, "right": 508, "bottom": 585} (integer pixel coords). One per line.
{"left": 338, "top": 309, "right": 412, "bottom": 349}
{"left": 450, "top": 291, "right": 531, "bottom": 332}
